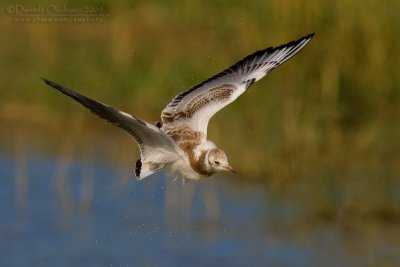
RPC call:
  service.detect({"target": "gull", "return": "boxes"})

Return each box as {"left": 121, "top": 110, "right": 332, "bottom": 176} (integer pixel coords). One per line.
{"left": 42, "top": 33, "right": 314, "bottom": 181}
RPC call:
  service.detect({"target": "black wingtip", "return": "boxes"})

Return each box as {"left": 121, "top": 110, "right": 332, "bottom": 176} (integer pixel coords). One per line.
{"left": 135, "top": 159, "right": 142, "bottom": 178}
{"left": 41, "top": 77, "right": 52, "bottom": 85}
{"left": 292, "top": 33, "right": 315, "bottom": 45}
{"left": 41, "top": 77, "right": 84, "bottom": 102}
{"left": 306, "top": 32, "right": 315, "bottom": 39}
{"left": 41, "top": 77, "right": 62, "bottom": 90}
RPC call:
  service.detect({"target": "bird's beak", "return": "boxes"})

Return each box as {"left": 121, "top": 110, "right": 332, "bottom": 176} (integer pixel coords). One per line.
{"left": 225, "top": 165, "right": 238, "bottom": 174}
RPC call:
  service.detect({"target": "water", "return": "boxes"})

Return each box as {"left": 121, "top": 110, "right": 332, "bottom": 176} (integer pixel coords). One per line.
{"left": 1, "top": 154, "right": 399, "bottom": 266}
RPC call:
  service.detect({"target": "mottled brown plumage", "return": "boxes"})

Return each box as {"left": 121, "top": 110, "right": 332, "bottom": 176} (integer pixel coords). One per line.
{"left": 161, "top": 84, "right": 234, "bottom": 125}
{"left": 163, "top": 125, "right": 212, "bottom": 176}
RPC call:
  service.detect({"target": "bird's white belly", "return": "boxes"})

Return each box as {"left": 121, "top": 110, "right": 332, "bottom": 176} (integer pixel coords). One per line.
{"left": 169, "top": 158, "right": 204, "bottom": 181}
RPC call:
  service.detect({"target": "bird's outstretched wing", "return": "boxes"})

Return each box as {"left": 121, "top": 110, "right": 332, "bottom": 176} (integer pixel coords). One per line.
{"left": 42, "top": 78, "right": 182, "bottom": 179}
{"left": 161, "top": 33, "right": 314, "bottom": 135}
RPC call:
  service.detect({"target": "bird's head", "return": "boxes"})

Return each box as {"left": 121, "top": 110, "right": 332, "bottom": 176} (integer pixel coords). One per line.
{"left": 207, "top": 148, "right": 236, "bottom": 174}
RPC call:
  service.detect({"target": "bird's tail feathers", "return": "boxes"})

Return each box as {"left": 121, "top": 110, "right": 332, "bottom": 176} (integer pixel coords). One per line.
{"left": 135, "top": 159, "right": 166, "bottom": 180}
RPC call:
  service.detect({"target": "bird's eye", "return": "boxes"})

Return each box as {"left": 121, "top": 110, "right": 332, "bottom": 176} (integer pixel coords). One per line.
{"left": 214, "top": 161, "right": 220, "bottom": 165}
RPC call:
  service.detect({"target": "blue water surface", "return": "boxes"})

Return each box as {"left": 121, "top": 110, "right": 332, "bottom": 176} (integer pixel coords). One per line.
{"left": 0, "top": 154, "right": 398, "bottom": 267}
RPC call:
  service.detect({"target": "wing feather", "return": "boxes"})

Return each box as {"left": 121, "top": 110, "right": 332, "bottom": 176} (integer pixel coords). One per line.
{"left": 161, "top": 33, "right": 314, "bottom": 135}
{"left": 41, "top": 78, "right": 182, "bottom": 164}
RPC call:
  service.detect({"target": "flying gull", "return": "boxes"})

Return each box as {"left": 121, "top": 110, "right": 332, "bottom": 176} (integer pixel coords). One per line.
{"left": 42, "top": 33, "right": 314, "bottom": 181}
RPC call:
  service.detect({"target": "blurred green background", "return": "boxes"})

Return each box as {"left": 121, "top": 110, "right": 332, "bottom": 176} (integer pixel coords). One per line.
{"left": 1, "top": 0, "right": 400, "bottom": 222}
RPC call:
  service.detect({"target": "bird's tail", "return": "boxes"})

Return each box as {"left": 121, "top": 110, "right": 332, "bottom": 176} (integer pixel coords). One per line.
{"left": 135, "top": 159, "right": 166, "bottom": 180}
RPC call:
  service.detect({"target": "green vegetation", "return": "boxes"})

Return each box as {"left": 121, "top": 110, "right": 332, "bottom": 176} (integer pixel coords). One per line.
{"left": 1, "top": 0, "right": 399, "bottom": 220}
